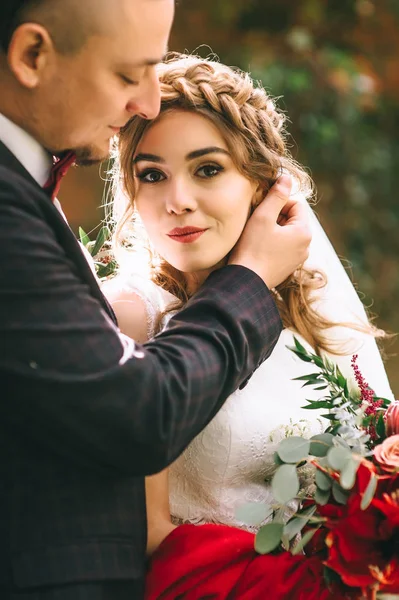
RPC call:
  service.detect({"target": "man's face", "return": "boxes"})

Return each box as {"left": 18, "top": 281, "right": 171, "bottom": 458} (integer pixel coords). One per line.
{"left": 31, "top": 0, "right": 174, "bottom": 162}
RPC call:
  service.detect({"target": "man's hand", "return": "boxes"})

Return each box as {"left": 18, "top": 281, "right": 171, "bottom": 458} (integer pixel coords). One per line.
{"left": 229, "top": 175, "right": 311, "bottom": 289}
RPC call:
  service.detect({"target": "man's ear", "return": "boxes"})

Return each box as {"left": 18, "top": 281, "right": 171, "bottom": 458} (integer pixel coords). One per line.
{"left": 7, "top": 23, "right": 54, "bottom": 89}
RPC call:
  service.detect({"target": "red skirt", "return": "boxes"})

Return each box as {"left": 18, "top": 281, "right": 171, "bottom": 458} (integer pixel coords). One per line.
{"left": 145, "top": 524, "right": 357, "bottom": 599}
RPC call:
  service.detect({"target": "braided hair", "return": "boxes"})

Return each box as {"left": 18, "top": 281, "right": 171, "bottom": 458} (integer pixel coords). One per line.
{"left": 112, "top": 54, "right": 378, "bottom": 353}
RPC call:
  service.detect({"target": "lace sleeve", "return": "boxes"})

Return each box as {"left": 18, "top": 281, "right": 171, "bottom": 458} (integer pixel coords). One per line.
{"left": 102, "top": 272, "right": 169, "bottom": 340}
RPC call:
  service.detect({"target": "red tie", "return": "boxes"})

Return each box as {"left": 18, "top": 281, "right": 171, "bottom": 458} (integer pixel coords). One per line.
{"left": 43, "top": 151, "right": 76, "bottom": 201}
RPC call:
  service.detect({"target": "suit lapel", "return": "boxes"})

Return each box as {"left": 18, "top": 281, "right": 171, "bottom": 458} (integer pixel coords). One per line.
{"left": 0, "top": 141, "right": 117, "bottom": 325}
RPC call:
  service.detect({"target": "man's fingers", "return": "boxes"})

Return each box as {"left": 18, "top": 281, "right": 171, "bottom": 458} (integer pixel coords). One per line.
{"left": 256, "top": 174, "right": 293, "bottom": 220}
{"left": 279, "top": 198, "right": 308, "bottom": 226}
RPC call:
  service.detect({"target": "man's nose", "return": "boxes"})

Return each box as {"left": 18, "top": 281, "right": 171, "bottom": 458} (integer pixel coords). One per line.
{"left": 126, "top": 68, "right": 161, "bottom": 120}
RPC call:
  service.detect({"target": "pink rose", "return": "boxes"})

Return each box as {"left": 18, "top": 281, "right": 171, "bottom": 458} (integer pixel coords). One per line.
{"left": 385, "top": 401, "right": 399, "bottom": 436}
{"left": 374, "top": 434, "right": 399, "bottom": 473}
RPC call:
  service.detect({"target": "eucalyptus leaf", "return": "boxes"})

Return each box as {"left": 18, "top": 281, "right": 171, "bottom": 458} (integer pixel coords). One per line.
{"left": 309, "top": 433, "right": 334, "bottom": 457}
{"left": 291, "top": 527, "right": 321, "bottom": 555}
{"left": 340, "top": 458, "right": 359, "bottom": 490}
{"left": 327, "top": 446, "right": 352, "bottom": 471}
{"left": 332, "top": 482, "right": 349, "bottom": 505}
{"left": 273, "top": 451, "right": 285, "bottom": 466}
{"left": 283, "top": 505, "right": 317, "bottom": 541}
{"left": 255, "top": 522, "right": 284, "bottom": 554}
{"left": 315, "top": 469, "right": 332, "bottom": 491}
{"left": 315, "top": 487, "right": 330, "bottom": 505}
{"left": 235, "top": 503, "right": 273, "bottom": 526}
{"left": 272, "top": 464, "right": 300, "bottom": 504}
{"left": 277, "top": 437, "right": 310, "bottom": 463}
{"left": 360, "top": 473, "right": 377, "bottom": 510}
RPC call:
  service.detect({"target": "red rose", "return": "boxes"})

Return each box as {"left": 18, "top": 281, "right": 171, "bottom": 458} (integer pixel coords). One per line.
{"left": 374, "top": 434, "right": 399, "bottom": 473}
{"left": 385, "top": 401, "right": 399, "bottom": 436}
{"left": 318, "top": 463, "right": 399, "bottom": 592}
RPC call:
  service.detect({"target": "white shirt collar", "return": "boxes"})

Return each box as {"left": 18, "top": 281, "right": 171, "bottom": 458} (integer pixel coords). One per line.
{"left": 0, "top": 113, "right": 52, "bottom": 186}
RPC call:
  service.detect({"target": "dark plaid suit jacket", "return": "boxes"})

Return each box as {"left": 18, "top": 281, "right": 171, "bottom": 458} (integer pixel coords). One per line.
{"left": 0, "top": 140, "right": 282, "bottom": 599}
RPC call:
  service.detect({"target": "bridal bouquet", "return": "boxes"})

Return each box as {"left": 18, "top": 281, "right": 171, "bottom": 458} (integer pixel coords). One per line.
{"left": 241, "top": 339, "right": 399, "bottom": 600}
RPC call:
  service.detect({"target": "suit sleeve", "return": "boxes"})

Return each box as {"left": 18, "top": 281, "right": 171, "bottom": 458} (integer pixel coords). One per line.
{"left": 0, "top": 175, "right": 282, "bottom": 475}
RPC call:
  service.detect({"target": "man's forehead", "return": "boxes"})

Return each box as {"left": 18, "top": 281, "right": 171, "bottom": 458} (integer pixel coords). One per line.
{"left": 116, "top": 54, "right": 167, "bottom": 69}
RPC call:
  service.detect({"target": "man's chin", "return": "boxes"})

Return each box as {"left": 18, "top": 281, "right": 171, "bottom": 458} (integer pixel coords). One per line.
{"left": 73, "top": 143, "right": 112, "bottom": 166}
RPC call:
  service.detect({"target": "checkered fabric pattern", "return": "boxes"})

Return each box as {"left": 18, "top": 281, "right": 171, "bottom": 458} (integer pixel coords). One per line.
{"left": 0, "top": 141, "right": 282, "bottom": 599}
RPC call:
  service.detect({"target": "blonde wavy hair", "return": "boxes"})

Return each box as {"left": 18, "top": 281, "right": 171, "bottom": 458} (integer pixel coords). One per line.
{"left": 110, "top": 53, "right": 378, "bottom": 352}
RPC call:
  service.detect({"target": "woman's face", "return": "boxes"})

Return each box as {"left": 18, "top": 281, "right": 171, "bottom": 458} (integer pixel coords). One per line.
{"left": 133, "top": 109, "right": 257, "bottom": 284}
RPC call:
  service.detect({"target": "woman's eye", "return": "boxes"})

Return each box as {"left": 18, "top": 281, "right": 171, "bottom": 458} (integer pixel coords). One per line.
{"left": 137, "top": 170, "right": 165, "bottom": 184}
{"left": 196, "top": 165, "right": 223, "bottom": 178}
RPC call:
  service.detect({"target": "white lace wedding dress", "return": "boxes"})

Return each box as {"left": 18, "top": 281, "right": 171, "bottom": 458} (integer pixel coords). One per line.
{"left": 105, "top": 209, "right": 394, "bottom": 532}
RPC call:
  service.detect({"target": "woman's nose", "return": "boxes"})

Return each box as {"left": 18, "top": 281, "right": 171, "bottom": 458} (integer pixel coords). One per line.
{"left": 166, "top": 181, "right": 198, "bottom": 215}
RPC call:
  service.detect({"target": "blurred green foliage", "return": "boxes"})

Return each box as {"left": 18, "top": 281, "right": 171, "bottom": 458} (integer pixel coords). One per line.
{"left": 170, "top": 0, "right": 399, "bottom": 389}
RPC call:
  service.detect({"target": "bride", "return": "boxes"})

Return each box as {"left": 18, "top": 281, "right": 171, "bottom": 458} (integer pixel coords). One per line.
{"left": 103, "top": 54, "right": 393, "bottom": 598}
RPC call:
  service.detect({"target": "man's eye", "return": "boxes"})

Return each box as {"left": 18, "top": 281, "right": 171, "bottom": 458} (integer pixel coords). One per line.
{"left": 120, "top": 74, "right": 139, "bottom": 86}
{"left": 196, "top": 165, "right": 223, "bottom": 178}
{"left": 137, "top": 170, "right": 165, "bottom": 183}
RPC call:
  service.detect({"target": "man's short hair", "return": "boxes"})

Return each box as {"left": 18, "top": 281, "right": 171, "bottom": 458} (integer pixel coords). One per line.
{"left": 0, "top": 0, "right": 99, "bottom": 54}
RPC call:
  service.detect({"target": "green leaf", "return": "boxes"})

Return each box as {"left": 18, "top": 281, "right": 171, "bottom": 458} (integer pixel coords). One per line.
{"left": 96, "top": 261, "right": 117, "bottom": 279}
{"left": 272, "top": 464, "right": 300, "bottom": 504}
{"left": 255, "top": 522, "right": 284, "bottom": 554}
{"left": 360, "top": 473, "right": 377, "bottom": 510}
{"left": 340, "top": 458, "right": 359, "bottom": 490}
{"left": 283, "top": 505, "right": 317, "bottom": 540}
{"left": 235, "top": 503, "right": 273, "bottom": 526}
{"left": 312, "top": 354, "right": 325, "bottom": 369}
{"left": 315, "top": 469, "right": 332, "bottom": 491}
{"left": 91, "top": 226, "right": 110, "bottom": 257}
{"left": 376, "top": 412, "right": 386, "bottom": 439}
{"left": 315, "top": 487, "right": 330, "bottom": 505}
{"left": 309, "top": 433, "right": 334, "bottom": 457}
{"left": 273, "top": 451, "right": 285, "bottom": 466}
{"left": 301, "top": 401, "right": 331, "bottom": 410}
{"left": 291, "top": 527, "right": 320, "bottom": 555}
{"left": 314, "top": 385, "right": 328, "bottom": 391}
{"left": 277, "top": 437, "right": 310, "bottom": 463}
{"left": 293, "top": 373, "right": 321, "bottom": 382}
{"left": 332, "top": 482, "right": 350, "bottom": 505}
{"left": 323, "top": 566, "right": 344, "bottom": 586}
{"left": 291, "top": 349, "right": 313, "bottom": 362}
{"left": 293, "top": 336, "right": 308, "bottom": 355}
{"left": 327, "top": 446, "right": 353, "bottom": 471}
{"left": 79, "top": 227, "right": 90, "bottom": 247}
{"left": 320, "top": 413, "right": 337, "bottom": 421}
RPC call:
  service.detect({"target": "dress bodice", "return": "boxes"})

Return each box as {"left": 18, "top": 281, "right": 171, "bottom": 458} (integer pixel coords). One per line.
{"left": 106, "top": 255, "right": 393, "bottom": 531}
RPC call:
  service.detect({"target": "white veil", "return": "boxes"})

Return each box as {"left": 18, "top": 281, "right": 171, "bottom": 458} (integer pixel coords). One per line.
{"left": 304, "top": 202, "right": 393, "bottom": 400}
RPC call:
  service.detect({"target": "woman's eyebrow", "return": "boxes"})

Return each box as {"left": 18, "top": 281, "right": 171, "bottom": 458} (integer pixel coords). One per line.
{"left": 133, "top": 153, "right": 165, "bottom": 164}
{"left": 186, "top": 147, "right": 230, "bottom": 160}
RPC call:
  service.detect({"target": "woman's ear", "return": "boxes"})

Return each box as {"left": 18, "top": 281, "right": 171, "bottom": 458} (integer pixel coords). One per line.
{"left": 251, "top": 184, "right": 265, "bottom": 209}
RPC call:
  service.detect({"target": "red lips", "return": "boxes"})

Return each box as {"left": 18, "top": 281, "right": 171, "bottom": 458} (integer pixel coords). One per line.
{"left": 167, "top": 226, "right": 208, "bottom": 244}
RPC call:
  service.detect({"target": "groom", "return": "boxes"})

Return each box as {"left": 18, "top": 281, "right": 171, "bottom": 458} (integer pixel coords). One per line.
{"left": 0, "top": 1, "right": 311, "bottom": 599}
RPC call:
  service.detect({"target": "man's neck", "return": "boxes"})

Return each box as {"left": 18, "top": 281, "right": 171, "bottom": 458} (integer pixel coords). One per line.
{"left": 0, "top": 112, "right": 52, "bottom": 186}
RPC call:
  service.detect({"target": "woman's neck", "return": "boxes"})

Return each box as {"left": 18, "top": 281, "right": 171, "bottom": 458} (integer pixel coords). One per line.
{"left": 184, "top": 258, "right": 228, "bottom": 295}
